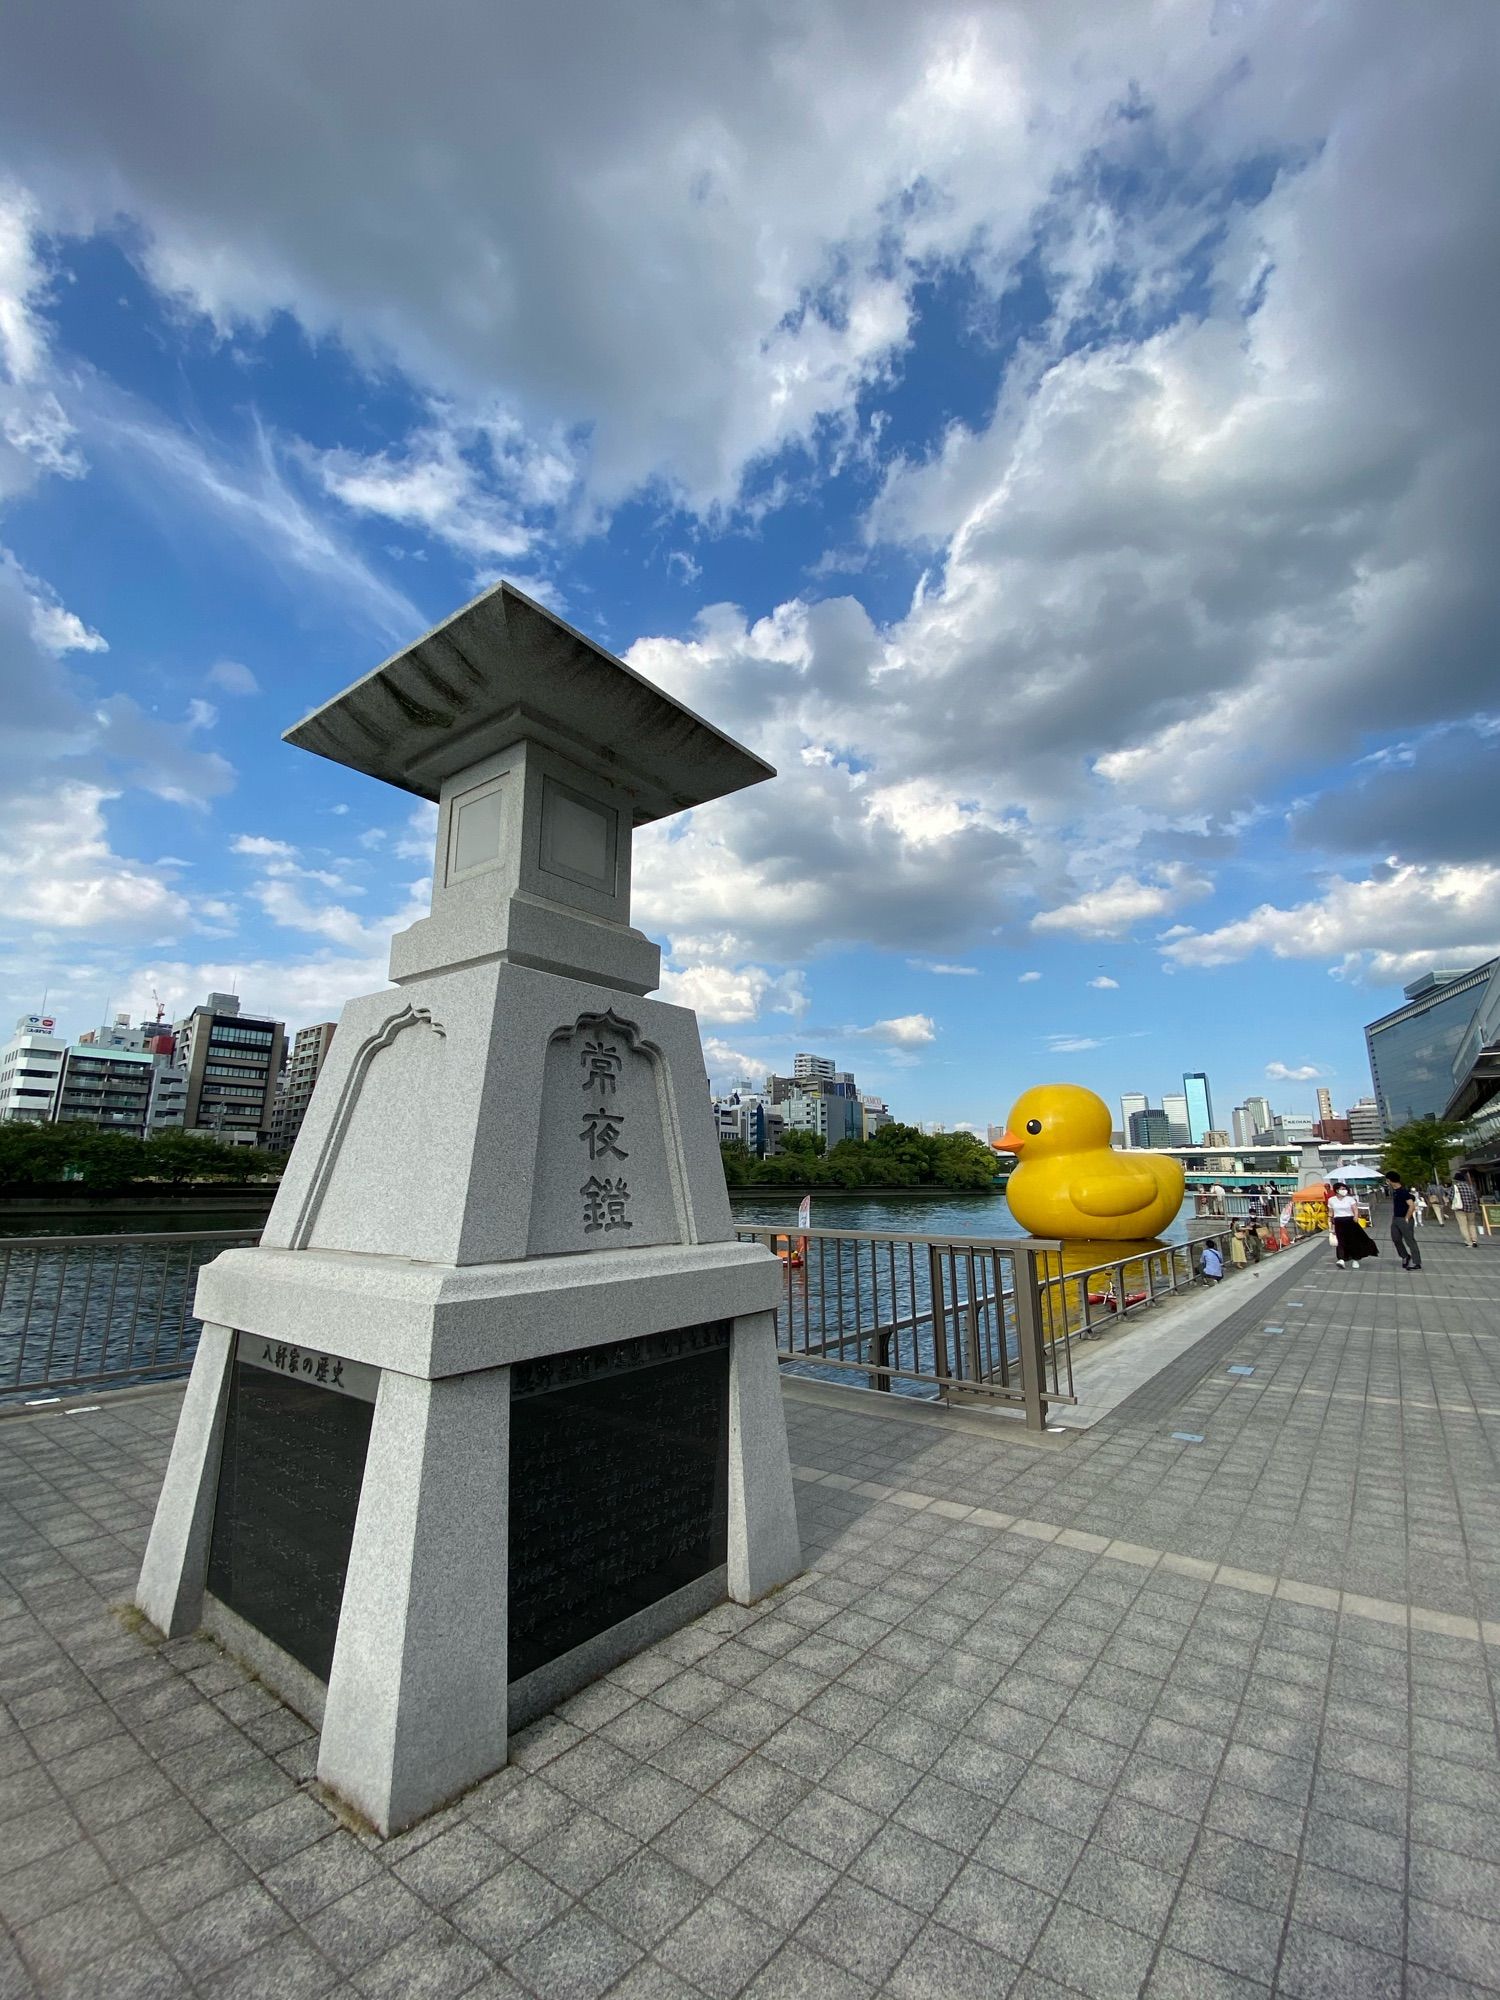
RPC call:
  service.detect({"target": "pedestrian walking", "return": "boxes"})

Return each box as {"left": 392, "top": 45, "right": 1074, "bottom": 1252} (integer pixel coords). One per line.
{"left": 1426, "top": 1182, "right": 1449, "bottom": 1225}
{"left": 1452, "top": 1172, "right": 1483, "bottom": 1248}
{"left": 1385, "top": 1172, "right": 1422, "bottom": 1270}
{"left": 1328, "top": 1183, "right": 1379, "bottom": 1268}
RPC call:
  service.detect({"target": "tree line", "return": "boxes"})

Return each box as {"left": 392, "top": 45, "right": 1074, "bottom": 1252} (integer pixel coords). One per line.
{"left": 1378, "top": 1117, "right": 1478, "bottom": 1190}
{"left": 719, "top": 1122, "right": 1000, "bottom": 1190}
{"left": 0, "top": 1122, "right": 289, "bottom": 1193}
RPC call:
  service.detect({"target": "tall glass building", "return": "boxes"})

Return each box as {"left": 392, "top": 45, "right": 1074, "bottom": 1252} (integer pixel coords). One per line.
{"left": 1182, "top": 1072, "right": 1213, "bottom": 1146}
{"left": 1365, "top": 961, "right": 1496, "bottom": 1133}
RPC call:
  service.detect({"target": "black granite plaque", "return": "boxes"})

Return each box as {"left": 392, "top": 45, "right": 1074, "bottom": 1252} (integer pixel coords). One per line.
{"left": 508, "top": 1322, "right": 730, "bottom": 1683}
{"left": 207, "top": 1355, "right": 375, "bottom": 1682}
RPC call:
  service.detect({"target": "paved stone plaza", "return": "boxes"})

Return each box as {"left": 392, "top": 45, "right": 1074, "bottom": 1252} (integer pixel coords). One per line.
{"left": 3, "top": 1232, "right": 1499, "bottom": 1997}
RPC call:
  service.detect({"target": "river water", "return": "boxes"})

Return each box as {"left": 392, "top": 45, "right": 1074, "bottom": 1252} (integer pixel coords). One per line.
{"left": 728, "top": 1187, "right": 1208, "bottom": 1247}
{"left": 2, "top": 1189, "right": 1217, "bottom": 1402}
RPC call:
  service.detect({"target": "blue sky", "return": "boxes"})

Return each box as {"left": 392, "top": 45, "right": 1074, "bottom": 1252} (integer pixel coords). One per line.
{"left": 1, "top": 0, "right": 1496, "bottom": 1133}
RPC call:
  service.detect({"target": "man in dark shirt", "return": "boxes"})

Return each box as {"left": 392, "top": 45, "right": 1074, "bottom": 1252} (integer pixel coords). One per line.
{"left": 1385, "top": 1173, "right": 1422, "bottom": 1270}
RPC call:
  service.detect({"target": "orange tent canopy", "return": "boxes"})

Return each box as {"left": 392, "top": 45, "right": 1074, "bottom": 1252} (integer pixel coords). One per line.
{"left": 1289, "top": 1183, "right": 1330, "bottom": 1203}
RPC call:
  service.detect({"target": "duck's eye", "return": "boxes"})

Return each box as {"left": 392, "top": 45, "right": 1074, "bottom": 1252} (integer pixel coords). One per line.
{"left": 1025, "top": 1118, "right": 1042, "bottom": 1135}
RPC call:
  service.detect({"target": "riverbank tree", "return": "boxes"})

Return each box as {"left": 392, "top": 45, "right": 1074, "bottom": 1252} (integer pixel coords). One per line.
{"left": 1380, "top": 1117, "right": 1473, "bottom": 1190}
{"left": 719, "top": 1122, "right": 998, "bottom": 1191}
{"left": 0, "top": 1122, "right": 287, "bottom": 1192}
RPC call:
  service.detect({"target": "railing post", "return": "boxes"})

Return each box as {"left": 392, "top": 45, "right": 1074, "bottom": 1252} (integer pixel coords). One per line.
{"left": 962, "top": 1250, "right": 982, "bottom": 1384}
{"left": 1014, "top": 1246, "right": 1049, "bottom": 1431}
{"left": 928, "top": 1245, "right": 951, "bottom": 1381}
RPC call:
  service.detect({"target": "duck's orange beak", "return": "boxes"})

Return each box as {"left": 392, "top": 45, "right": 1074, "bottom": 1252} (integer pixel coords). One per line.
{"left": 994, "top": 1130, "right": 1023, "bottom": 1152}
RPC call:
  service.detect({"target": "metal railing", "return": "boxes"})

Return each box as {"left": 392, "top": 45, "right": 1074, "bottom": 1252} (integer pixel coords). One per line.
{"left": 1041, "top": 1231, "right": 1223, "bottom": 1342}
{"left": 735, "top": 1226, "right": 1073, "bottom": 1427}
{"left": 0, "top": 1230, "right": 260, "bottom": 1403}
{"left": 3, "top": 1220, "right": 1272, "bottom": 1421}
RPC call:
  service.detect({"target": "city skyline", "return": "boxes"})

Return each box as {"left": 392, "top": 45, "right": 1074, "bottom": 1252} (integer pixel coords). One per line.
{"left": 7, "top": 990, "right": 1384, "bottom": 1144}
{"left": 1, "top": 5, "right": 1496, "bottom": 1132}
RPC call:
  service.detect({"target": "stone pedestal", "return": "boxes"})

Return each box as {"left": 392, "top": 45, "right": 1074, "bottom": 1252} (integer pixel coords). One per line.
{"left": 136, "top": 581, "right": 802, "bottom": 1834}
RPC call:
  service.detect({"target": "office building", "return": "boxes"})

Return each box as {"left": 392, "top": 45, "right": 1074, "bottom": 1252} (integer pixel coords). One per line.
{"left": 712, "top": 1090, "right": 777, "bottom": 1156}
{"left": 1347, "top": 1097, "right": 1384, "bottom": 1144}
{"left": 1119, "top": 1092, "right": 1148, "bottom": 1142}
{"left": 177, "top": 993, "right": 287, "bottom": 1144}
{"left": 1128, "top": 1108, "right": 1171, "bottom": 1148}
{"left": 1365, "top": 958, "right": 1496, "bottom": 1132}
{"left": 271, "top": 1022, "right": 336, "bottom": 1153}
{"left": 1182, "top": 1072, "right": 1214, "bottom": 1146}
{"left": 793, "top": 1053, "right": 836, "bottom": 1084}
{"left": 1232, "top": 1106, "right": 1257, "bottom": 1147}
{"left": 148, "top": 1059, "right": 189, "bottom": 1133}
{"left": 1316, "top": 1086, "right": 1334, "bottom": 1126}
{"left": 54, "top": 1045, "right": 156, "bottom": 1136}
{"left": 0, "top": 1015, "right": 67, "bottom": 1124}
{"left": 1244, "top": 1096, "right": 1273, "bottom": 1139}
{"left": 1446, "top": 959, "right": 1500, "bottom": 1120}
{"left": 1159, "top": 1092, "right": 1189, "bottom": 1145}
{"left": 783, "top": 1089, "right": 862, "bottom": 1147}
{"left": 860, "top": 1095, "right": 893, "bottom": 1140}
{"left": 76, "top": 1012, "right": 151, "bottom": 1052}
{"left": 1271, "top": 1113, "right": 1315, "bottom": 1144}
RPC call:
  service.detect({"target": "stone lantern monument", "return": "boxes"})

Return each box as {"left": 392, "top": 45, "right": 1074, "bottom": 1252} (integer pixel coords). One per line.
{"left": 136, "top": 582, "right": 802, "bottom": 1834}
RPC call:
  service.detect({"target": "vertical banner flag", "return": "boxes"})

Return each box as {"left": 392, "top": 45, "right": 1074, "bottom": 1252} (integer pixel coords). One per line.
{"left": 796, "top": 1195, "right": 811, "bottom": 1232}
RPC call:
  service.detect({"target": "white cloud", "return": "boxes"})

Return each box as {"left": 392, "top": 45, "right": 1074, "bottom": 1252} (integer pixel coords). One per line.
{"left": 0, "top": 782, "right": 197, "bottom": 936}
{"left": 0, "top": 187, "right": 86, "bottom": 504}
{"left": 907, "top": 959, "right": 977, "bottom": 976}
{"left": 81, "top": 389, "right": 425, "bottom": 643}
{"left": 1088, "top": 975, "right": 1120, "bottom": 989}
{"left": 252, "top": 879, "right": 374, "bottom": 952}
{"left": 208, "top": 659, "right": 260, "bottom": 696}
{"left": 701, "top": 1038, "right": 767, "bottom": 1088}
{"left": 0, "top": 0, "right": 1497, "bottom": 1018}
{"left": 1266, "top": 1061, "right": 1327, "bottom": 1083}
{"left": 3, "top": 0, "right": 1404, "bottom": 527}
{"left": 657, "top": 961, "right": 808, "bottom": 1026}
{"left": 304, "top": 412, "right": 570, "bottom": 574}
{"left": 392, "top": 803, "right": 438, "bottom": 861}
{"left": 1161, "top": 861, "right": 1500, "bottom": 983}
{"left": 32, "top": 598, "right": 107, "bottom": 655}
{"left": 1033, "top": 868, "right": 1212, "bottom": 939}
{"left": 1018, "top": 970, "right": 1042, "bottom": 983}
{"left": 844, "top": 1013, "right": 936, "bottom": 1047}
{"left": 1046, "top": 1034, "right": 1102, "bottom": 1053}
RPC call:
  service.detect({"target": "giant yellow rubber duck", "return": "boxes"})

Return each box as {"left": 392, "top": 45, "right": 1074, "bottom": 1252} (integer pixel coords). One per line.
{"left": 996, "top": 1083, "right": 1184, "bottom": 1242}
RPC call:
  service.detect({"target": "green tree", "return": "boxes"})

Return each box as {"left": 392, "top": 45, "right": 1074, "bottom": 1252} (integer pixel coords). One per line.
{"left": 1381, "top": 1118, "right": 1471, "bottom": 1189}
{"left": 931, "top": 1130, "right": 1000, "bottom": 1190}
{"left": 776, "top": 1129, "right": 826, "bottom": 1163}
{"left": 716, "top": 1139, "right": 754, "bottom": 1188}
{"left": 143, "top": 1133, "right": 236, "bottom": 1184}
